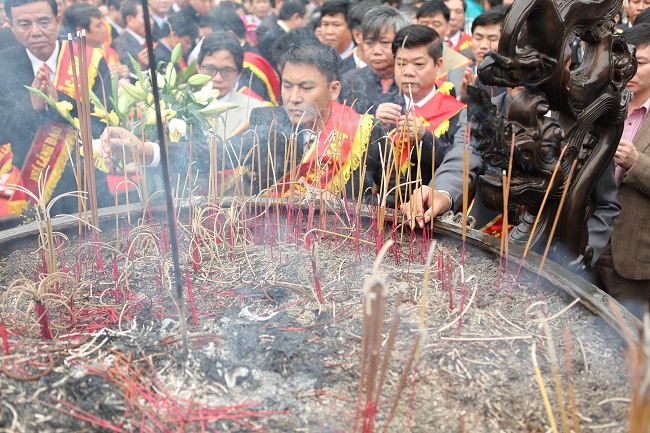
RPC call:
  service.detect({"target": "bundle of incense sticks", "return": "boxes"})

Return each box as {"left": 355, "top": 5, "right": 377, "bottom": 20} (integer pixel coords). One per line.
{"left": 69, "top": 31, "right": 100, "bottom": 235}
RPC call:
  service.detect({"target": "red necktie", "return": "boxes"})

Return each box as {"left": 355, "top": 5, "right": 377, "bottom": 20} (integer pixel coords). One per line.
{"left": 42, "top": 64, "right": 52, "bottom": 82}
{"left": 446, "top": 39, "right": 453, "bottom": 48}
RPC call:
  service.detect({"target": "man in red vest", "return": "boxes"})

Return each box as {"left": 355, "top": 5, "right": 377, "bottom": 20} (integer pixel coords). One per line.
{"left": 376, "top": 25, "right": 466, "bottom": 188}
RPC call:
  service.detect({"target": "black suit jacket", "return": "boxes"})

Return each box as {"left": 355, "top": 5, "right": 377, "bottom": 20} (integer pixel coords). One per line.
{"left": 339, "top": 66, "right": 400, "bottom": 116}
{"left": 0, "top": 44, "right": 112, "bottom": 216}
{"left": 154, "top": 42, "right": 172, "bottom": 66}
{"left": 112, "top": 31, "right": 144, "bottom": 75}
{"left": 0, "top": 27, "right": 18, "bottom": 51}
{"left": 255, "top": 12, "right": 278, "bottom": 41}
{"left": 258, "top": 22, "right": 287, "bottom": 69}
{"left": 340, "top": 54, "right": 356, "bottom": 75}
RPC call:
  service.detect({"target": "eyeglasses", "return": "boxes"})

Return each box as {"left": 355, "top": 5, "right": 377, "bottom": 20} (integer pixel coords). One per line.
{"left": 201, "top": 66, "right": 238, "bottom": 79}
{"left": 12, "top": 15, "right": 55, "bottom": 32}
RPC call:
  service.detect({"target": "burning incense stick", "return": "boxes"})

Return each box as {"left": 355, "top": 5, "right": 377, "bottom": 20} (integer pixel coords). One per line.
{"left": 513, "top": 147, "right": 567, "bottom": 287}
{"left": 461, "top": 125, "right": 470, "bottom": 267}
{"left": 77, "top": 31, "right": 100, "bottom": 235}
{"left": 532, "top": 341, "right": 559, "bottom": 433}
{"left": 502, "top": 131, "right": 515, "bottom": 291}
{"left": 139, "top": 0, "right": 188, "bottom": 358}
{"left": 540, "top": 318, "right": 570, "bottom": 433}
{"left": 534, "top": 159, "right": 578, "bottom": 291}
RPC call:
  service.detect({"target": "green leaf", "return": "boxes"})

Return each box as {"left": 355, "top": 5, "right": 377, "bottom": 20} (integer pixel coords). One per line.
{"left": 88, "top": 89, "right": 105, "bottom": 111}
{"left": 24, "top": 85, "right": 53, "bottom": 105}
{"left": 180, "top": 61, "right": 197, "bottom": 84}
{"left": 127, "top": 53, "right": 146, "bottom": 90}
{"left": 171, "top": 43, "right": 182, "bottom": 65}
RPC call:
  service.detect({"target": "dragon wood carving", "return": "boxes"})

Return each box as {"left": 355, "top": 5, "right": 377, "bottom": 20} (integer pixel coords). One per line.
{"left": 474, "top": 0, "right": 636, "bottom": 271}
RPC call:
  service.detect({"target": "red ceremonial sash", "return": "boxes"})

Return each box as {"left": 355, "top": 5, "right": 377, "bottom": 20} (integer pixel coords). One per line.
{"left": 453, "top": 32, "right": 472, "bottom": 53}
{"left": 0, "top": 122, "right": 74, "bottom": 216}
{"left": 102, "top": 20, "right": 113, "bottom": 47}
{"left": 273, "top": 103, "right": 373, "bottom": 196}
{"left": 238, "top": 86, "right": 268, "bottom": 104}
{"left": 391, "top": 87, "right": 466, "bottom": 174}
{"left": 243, "top": 52, "right": 280, "bottom": 105}
{"left": 55, "top": 41, "right": 103, "bottom": 99}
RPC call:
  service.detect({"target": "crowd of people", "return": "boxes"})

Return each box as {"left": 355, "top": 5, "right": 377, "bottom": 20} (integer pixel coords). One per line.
{"left": 0, "top": 0, "right": 649, "bottom": 315}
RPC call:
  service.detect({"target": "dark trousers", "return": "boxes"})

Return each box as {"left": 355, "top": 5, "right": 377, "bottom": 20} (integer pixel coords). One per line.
{"left": 596, "top": 242, "right": 650, "bottom": 319}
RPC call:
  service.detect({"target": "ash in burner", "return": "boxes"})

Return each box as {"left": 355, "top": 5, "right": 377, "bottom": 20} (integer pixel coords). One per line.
{"left": 0, "top": 202, "right": 637, "bottom": 432}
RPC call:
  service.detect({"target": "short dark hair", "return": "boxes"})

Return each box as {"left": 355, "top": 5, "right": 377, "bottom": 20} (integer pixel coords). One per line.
{"left": 624, "top": 23, "right": 650, "bottom": 48}
{"left": 204, "top": 7, "right": 247, "bottom": 38}
{"left": 107, "top": 0, "right": 122, "bottom": 10}
{"left": 63, "top": 2, "right": 102, "bottom": 32}
{"left": 634, "top": 8, "right": 650, "bottom": 25}
{"left": 320, "top": 0, "right": 351, "bottom": 24}
{"left": 416, "top": 0, "right": 449, "bottom": 22}
{"left": 161, "top": 13, "right": 199, "bottom": 39}
{"left": 471, "top": 5, "right": 508, "bottom": 33}
{"left": 445, "top": 0, "right": 467, "bottom": 12}
{"left": 5, "top": 0, "right": 57, "bottom": 20}
{"left": 120, "top": 0, "right": 141, "bottom": 23}
{"left": 347, "top": 0, "right": 380, "bottom": 32}
{"left": 279, "top": 41, "right": 341, "bottom": 83}
{"left": 361, "top": 5, "right": 411, "bottom": 41}
{"left": 272, "top": 27, "right": 319, "bottom": 66}
{"left": 392, "top": 24, "right": 443, "bottom": 62}
{"left": 486, "top": 0, "right": 503, "bottom": 8}
{"left": 198, "top": 31, "right": 244, "bottom": 72}
{"left": 279, "top": 0, "right": 306, "bottom": 21}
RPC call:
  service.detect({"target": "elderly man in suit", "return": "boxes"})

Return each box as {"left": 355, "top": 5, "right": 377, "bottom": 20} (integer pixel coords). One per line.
{"left": 0, "top": 0, "right": 112, "bottom": 218}
{"left": 596, "top": 24, "right": 650, "bottom": 317}
{"left": 338, "top": 5, "right": 411, "bottom": 116}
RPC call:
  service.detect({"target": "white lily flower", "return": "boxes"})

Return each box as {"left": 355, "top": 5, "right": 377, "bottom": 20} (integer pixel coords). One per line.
{"left": 193, "top": 82, "right": 217, "bottom": 104}
{"left": 168, "top": 118, "right": 187, "bottom": 142}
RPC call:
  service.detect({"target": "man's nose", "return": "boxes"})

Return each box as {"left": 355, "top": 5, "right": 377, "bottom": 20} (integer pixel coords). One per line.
{"left": 288, "top": 87, "right": 303, "bottom": 103}
{"left": 401, "top": 63, "right": 416, "bottom": 76}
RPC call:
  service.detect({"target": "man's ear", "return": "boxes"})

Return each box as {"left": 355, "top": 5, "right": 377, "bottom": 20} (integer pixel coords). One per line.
{"left": 435, "top": 57, "right": 444, "bottom": 74}
{"left": 329, "top": 80, "right": 341, "bottom": 101}
{"left": 352, "top": 29, "right": 363, "bottom": 46}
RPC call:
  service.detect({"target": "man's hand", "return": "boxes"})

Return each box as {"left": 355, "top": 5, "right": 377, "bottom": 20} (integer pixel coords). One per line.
{"left": 136, "top": 48, "right": 149, "bottom": 70}
{"left": 30, "top": 64, "right": 58, "bottom": 112}
{"left": 400, "top": 186, "right": 452, "bottom": 228}
{"left": 615, "top": 139, "right": 639, "bottom": 170}
{"left": 376, "top": 102, "right": 402, "bottom": 130}
{"left": 109, "top": 63, "right": 130, "bottom": 80}
{"left": 396, "top": 112, "right": 426, "bottom": 140}
{"left": 459, "top": 66, "right": 475, "bottom": 103}
{"left": 100, "top": 126, "right": 152, "bottom": 165}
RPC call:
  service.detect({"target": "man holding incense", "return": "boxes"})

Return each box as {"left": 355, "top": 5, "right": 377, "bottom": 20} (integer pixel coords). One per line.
{"left": 0, "top": 0, "right": 112, "bottom": 218}
{"left": 375, "top": 24, "right": 466, "bottom": 188}
{"left": 400, "top": 86, "right": 620, "bottom": 275}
